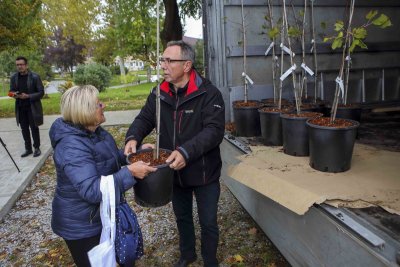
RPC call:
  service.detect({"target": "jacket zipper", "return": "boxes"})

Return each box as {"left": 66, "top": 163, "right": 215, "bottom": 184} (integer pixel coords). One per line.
{"left": 178, "top": 110, "right": 183, "bottom": 134}
{"left": 202, "top": 156, "right": 206, "bottom": 184}
{"left": 174, "top": 94, "right": 184, "bottom": 187}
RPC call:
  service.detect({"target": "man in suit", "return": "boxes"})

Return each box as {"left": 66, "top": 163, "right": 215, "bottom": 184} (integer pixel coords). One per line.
{"left": 9, "top": 56, "right": 44, "bottom": 157}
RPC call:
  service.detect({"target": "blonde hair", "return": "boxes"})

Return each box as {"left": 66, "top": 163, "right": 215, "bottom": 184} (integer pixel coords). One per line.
{"left": 61, "top": 85, "right": 99, "bottom": 127}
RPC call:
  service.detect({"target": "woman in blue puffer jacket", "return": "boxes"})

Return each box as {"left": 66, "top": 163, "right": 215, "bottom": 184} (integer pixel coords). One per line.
{"left": 49, "top": 85, "right": 156, "bottom": 267}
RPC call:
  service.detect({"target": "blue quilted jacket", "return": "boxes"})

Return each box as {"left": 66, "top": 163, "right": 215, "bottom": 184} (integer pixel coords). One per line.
{"left": 49, "top": 118, "right": 136, "bottom": 240}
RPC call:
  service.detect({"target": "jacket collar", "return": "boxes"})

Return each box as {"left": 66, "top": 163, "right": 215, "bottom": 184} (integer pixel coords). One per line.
{"left": 160, "top": 69, "right": 201, "bottom": 97}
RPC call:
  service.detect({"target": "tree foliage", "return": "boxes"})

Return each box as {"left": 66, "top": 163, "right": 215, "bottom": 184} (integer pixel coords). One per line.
{"left": 41, "top": 0, "right": 101, "bottom": 47}
{"left": 98, "top": 0, "right": 160, "bottom": 66}
{"left": 0, "top": 0, "right": 46, "bottom": 51}
{"left": 44, "top": 29, "right": 85, "bottom": 73}
{"left": 324, "top": 10, "right": 392, "bottom": 53}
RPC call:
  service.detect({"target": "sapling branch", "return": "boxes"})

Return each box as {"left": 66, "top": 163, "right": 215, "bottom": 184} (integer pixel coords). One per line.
{"left": 310, "top": 0, "right": 318, "bottom": 104}
{"left": 241, "top": 0, "right": 248, "bottom": 103}
{"left": 282, "top": 0, "right": 300, "bottom": 114}
{"left": 267, "top": 0, "right": 278, "bottom": 104}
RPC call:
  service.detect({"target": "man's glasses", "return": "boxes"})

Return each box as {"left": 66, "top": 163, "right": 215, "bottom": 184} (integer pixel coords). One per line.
{"left": 159, "top": 57, "right": 189, "bottom": 64}
{"left": 16, "top": 64, "right": 26, "bottom": 66}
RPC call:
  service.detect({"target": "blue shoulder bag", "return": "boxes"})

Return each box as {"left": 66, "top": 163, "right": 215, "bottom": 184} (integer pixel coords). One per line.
{"left": 115, "top": 183, "right": 144, "bottom": 265}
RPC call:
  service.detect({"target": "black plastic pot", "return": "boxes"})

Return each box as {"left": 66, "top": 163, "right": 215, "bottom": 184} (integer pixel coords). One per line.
{"left": 281, "top": 112, "right": 322, "bottom": 156}
{"left": 336, "top": 105, "right": 362, "bottom": 122}
{"left": 306, "top": 119, "right": 360, "bottom": 173}
{"left": 325, "top": 105, "right": 362, "bottom": 122}
{"left": 233, "top": 101, "right": 261, "bottom": 137}
{"left": 259, "top": 109, "right": 283, "bottom": 146}
{"left": 127, "top": 148, "right": 174, "bottom": 207}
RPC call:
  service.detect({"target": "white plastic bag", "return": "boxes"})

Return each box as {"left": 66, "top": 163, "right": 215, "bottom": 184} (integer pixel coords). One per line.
{"left": 88, "top": 175, "right": 116, "bottom": 267}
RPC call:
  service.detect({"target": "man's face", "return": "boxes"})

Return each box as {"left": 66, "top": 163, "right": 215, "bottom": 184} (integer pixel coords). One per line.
{"left": 160, "top": 46, "right": 190, "bottom": 86}
{"left": 16, "top": 59, "right": 28, "bottom": 74}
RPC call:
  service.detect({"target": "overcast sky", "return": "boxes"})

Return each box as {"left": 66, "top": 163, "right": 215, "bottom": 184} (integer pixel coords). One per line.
{"left": 184, "top": 17, "right": 203, "bottom": 39}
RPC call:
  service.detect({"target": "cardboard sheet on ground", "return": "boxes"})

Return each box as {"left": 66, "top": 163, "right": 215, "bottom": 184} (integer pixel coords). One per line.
{"left": 227, "top": 144, "right": 400, "bottom": 215}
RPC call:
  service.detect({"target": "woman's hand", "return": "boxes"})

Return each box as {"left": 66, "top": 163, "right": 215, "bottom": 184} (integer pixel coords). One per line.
{"left": 127, "top": 160, "right": 157, "bottom": 179}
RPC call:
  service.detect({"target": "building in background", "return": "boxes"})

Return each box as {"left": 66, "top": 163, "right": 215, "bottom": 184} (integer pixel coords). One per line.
{"left": 115, "top": 56, "right": 144, "bottom": 71}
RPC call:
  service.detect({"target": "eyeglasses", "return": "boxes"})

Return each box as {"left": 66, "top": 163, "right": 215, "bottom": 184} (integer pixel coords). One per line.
{"left": 159, "top": 57, "right": 189, "bottom": 64}
{"left": 16, "top": 64, "right": 26, "bottom": 66}
{"left": 97, "top": 102, "right": 105, "bottom": 109}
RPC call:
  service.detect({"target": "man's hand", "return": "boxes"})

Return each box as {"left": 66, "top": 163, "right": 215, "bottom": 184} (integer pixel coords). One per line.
{"left": 127, "top": 161, "right": 157, "bottom": 179}
{"left": 166, "top": 150, "right": 186, "bottom": 170}
{"left": 124, "top": 140, "right": 138, "bottom": 155}
{"left": 19, "top": 93, "right": 29, "bottom": 99}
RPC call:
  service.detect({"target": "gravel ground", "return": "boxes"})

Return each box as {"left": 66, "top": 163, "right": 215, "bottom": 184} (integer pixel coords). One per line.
{"left": 0, "top": 126, "right": 290, "bottom": 267}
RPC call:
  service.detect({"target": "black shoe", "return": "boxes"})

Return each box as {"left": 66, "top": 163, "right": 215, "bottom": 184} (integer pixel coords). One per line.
{"left": 33, "top": 148, "right": 41, "bottom": 157}
{"left": 173, "top": 256, "right": 197, "bottom": 267}
{"left": 21, "top": 150, "right": 33, "bottom": 157}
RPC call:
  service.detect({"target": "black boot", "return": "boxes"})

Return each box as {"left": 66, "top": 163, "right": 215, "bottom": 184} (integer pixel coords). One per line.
{"left": 21, "top": 150, "right": 33, "bottom": 157}
{"left": 33, "top": 148, "right": 41, "bottom": 157}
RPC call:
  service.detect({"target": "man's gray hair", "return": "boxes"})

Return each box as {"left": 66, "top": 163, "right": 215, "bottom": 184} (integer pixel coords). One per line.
{"left": 167, "top": 40, "right": 195, "bottom": 64}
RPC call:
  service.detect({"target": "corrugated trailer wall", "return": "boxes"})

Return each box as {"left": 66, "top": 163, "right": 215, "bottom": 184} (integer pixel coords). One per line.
{"left": 204, "top": 0, "right": 400, "bottom": 122}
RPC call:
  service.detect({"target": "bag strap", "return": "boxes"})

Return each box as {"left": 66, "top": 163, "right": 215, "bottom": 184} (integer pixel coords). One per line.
{"left": 114, "top": 179, "right": 127, "bottom": 207}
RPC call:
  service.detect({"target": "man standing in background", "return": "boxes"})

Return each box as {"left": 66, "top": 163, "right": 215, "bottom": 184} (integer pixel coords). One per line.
{"left": 9, "top": 56, "right": 44, "bottom": 157}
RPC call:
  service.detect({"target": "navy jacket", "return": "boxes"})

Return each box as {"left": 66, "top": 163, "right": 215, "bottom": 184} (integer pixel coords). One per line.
{"left": 49, "top": 118, "right": 136, "bottom": 240}
{"left": 126, "top": 70, "right": 225, "bottom": 187}
{"left": 10, "top": 71, "right": 44, "bottom": 126}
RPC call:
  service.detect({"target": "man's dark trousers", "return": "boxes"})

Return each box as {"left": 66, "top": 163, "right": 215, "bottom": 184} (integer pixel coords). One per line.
{"left": 172, "top": 180, "right": 220, "bottom": 267}
{"left": 19, "top": 105, "right": 40, "bottom": 151}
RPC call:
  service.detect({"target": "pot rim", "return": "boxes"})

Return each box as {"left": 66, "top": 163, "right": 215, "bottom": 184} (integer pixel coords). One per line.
{"left": 306, "top": 118, "right": 360, "bottom": 130}
{"left": 280, "top": 112, "right": 323, "bottom": 120}
{"left": 126, "top": 148, "right": 173, "bottom": 168}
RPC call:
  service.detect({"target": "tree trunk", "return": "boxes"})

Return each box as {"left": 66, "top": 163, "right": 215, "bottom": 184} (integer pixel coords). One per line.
{"left": 161, "top": 0, "right": 183, "bottom": 48}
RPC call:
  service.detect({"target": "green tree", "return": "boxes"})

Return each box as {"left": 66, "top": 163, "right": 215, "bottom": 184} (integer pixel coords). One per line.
{"left": 194, "top": 39, "right": 204, "bottom": 75}
{"left": 0, "top": 0, "right": 46, "bottom": 51}
{"left": 95, "top": 0, "right": 160, "bottom": 77}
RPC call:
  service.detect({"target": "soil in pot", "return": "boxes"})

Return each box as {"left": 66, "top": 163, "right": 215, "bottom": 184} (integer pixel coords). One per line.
{"left": 259, "top": 107, "right": 292, "bottom": 146}
{"left": 233, "top": 100, "right": 262, "bottom": 137}
{"left": 128, "top": 148, "right": 174, "bottom": 207}
{"left": 128, "top": 149, "right": 170, "bottom": 166}
{"left": 307, "top": 117, "right": 359, "bottom": 173}
{"left": 281, "top": 112, "right": 323, "bottom": 156}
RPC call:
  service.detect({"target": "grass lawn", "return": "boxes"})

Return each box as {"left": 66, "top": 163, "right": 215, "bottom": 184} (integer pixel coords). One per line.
{"left": 0, "top": 82, "right": 155, "bottom": 118}
{"left": 109, "top": 71, "right": 151, "bottom": 87}
{"left": 0, "top": 80, "right": 10, "bottom": 97}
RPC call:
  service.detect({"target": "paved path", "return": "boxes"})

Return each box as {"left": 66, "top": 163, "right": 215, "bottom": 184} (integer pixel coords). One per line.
{"left": 0, "top": 110, "right": 139, "bottom": 221}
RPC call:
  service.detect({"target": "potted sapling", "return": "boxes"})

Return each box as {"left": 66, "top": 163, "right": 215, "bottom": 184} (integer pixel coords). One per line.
{"left": 280, "top": 0, "right": 323, "bottom": 156}
{"left": 261, "top": 0, "right": 290, "bottom": 107}
{"left": 306, "top": 0, "right": 392, "bottom": 172}
{"left": 259, "top": 0, "right": 297, "bottom": 146}
{"left": 127, "top": 1, "right": 174, "bottom": 207}
{"left": 232, "top": 0, "right": 262, "bottom": 137}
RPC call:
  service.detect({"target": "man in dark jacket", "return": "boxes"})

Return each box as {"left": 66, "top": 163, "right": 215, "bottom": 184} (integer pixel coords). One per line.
{"left": 9, "top": 56, "right": 44, "bottom": 157}
{"left": 125, "top": 40, "right": 225, "bottom": 267}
